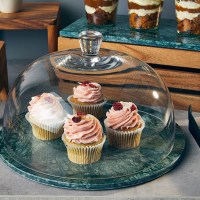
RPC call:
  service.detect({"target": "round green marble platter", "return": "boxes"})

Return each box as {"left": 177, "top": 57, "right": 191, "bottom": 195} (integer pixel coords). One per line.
{"left": 0, "top": 122, "right": 185, "bottom": 190}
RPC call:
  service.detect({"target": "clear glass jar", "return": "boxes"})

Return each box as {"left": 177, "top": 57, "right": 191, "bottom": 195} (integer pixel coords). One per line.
{"left": 175, "top": 0, "right": 200, "bottom": 34}
{"left": 84, "top": 0, "right": 119, "bottom": 25}
{"left": 128, "top": 0, "right": 164, "bottom": 30}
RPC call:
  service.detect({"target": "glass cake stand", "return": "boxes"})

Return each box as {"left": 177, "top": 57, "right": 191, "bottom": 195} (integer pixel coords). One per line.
{"left": 0, "top": 31, "right": 185, "bottom": 190}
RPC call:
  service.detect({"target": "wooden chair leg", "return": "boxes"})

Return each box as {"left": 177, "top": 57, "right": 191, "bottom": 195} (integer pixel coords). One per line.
{"left": 47, "top": 24, "right": 58, "bottom": 53}
{"left": 0, "top": 41, "right": 8, "bottom": 101}
{"left": 47, "top": 7, "right": 60, "bottom": 53}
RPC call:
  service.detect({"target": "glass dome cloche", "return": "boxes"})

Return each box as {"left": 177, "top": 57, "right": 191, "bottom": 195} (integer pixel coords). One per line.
{"left": 1, "top": 30, "right": 175, "bottom": 189}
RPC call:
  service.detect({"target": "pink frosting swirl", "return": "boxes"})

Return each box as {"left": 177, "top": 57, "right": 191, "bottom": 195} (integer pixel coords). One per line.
{"left": 73, "top": 82, "right": 104, "bottom": 103}
{"left": 63, "top": 114, "right": 103, "bottom": 144}
{"left": 28, "top": 93, "right": 65, "bottom": 122}
{"left": 105, "top": 102, "right": 141, "bottom": 130}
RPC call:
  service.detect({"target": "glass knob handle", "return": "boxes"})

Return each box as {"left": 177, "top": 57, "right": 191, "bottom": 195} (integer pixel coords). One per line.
{"left": 79, "top": 30, "right": 103, "bottom": 57}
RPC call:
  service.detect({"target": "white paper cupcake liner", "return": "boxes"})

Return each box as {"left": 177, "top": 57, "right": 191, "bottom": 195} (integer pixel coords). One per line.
{"left": 62, "top": 134, "right": 106, "bottom": 164}
{"left": 25, "top": 113, "right": 64, "bottom": 134}
{"left": 105, "top": 118, "right": 145, "bottom": 149}
{"left": 31, "top": 123, "right": 63, "bottom": 140}
{"left": 67, "top": 95, "right": 107, "bottom": 119}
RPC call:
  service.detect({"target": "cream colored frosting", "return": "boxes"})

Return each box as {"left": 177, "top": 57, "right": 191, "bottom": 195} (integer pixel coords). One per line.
{"left": 85, "top": 2, "right": 118, "bottom": 14}
{"left": 128, "top": 0, "right": 163, "bottom": 6}
{"left": 176, "top": 1, "right": 200, "bottom": 9}
{"left": 73, "top": 82, "right": 104, "bottom": 103}
{"left": 129, "top": 8, "right": 160, "bottom": 16}
{"left": 85, "top": 5, "right": 96, "bottom": 14}
{"left": 105, "top": 102, "right": 141, "bottom": 130}
{"left": 99, "top": 2, "right": 118, "bottom": 13}
{"left": 176, "top": 10, "right": 200, "bottom": 20}
{"left": 63, "top": 114, "right": 103, "bottom": 144}
{"left": 28, "top": 93, "right": 65, "bottom": 123}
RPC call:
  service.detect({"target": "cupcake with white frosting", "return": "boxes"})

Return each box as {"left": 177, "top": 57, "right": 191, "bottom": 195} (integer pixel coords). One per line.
{"left": 62, "top": 113, "right": 106, "bottom": 164}
{"left": 26, "top": 93, "right": 67, "bottom": 140}
{"left": 175, "top": 0, "right": 200, "bottom": 34}
{"left": 104, "top": 101, "right": 145, "bottom": 149}
{"left": 67, "top": 81, "right": 107, "bottom": 119}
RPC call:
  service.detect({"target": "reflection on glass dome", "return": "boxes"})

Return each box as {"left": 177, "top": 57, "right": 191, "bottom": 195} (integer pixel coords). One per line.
{"left": 2, "top": 31, "right": 175, "bottom": 180}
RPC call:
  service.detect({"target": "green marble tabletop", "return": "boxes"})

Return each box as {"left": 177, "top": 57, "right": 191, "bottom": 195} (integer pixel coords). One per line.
{"left": 60, "top": 15, "right": 200, "bottom": 51}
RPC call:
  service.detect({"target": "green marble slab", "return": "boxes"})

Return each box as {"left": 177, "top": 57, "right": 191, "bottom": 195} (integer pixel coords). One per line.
{"left": 60, "top": 15, "right": 200, "bottom": 51}
{"left": 0, "top": 120, "right": 185, "bottom": 190}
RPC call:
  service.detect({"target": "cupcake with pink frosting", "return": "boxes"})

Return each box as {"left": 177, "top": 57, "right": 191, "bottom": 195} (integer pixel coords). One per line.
{"left": 104, "top": 101, "right": 145, "bottom": 149}
{"left": 25, "top": 93, "right": 67, "bottom": 140}
{"left": 62, "top": 113, "right": 106, "bottom": 164}
{"left": 67, "top": 81, "right": 107, "bottom": 119}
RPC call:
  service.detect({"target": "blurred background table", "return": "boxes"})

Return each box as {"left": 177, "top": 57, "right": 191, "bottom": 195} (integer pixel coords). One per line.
{"left": 0, "top": 2, "right": 60, "bottom": 53}
{"left": 0, "top": 109, "right": 199, "bottom": 198}
{"left": 58, "top": 16, "right": 200, "bottom": 112}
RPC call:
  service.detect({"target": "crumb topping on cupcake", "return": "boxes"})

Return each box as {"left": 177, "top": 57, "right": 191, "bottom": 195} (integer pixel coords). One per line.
{"left": 105, "top": 101, "right": 141, "bottom": 130}
{"left": 73, "top": 81, "right": 104, "bottom": 103}
{"left": 63, "top": 113, "right": 103, "bottom": 144}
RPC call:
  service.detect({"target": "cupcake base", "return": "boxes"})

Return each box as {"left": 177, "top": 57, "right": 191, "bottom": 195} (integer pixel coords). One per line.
{"left": 67, "top": 96, "right": 107, "bottom": 119}
{"left": 25, "top": 113, "right": 64, "bottom": 141}
{"left": 63, "top": 135, "right": 106, "bottom": 164}
{"left": 31, "top": 124, "right": 63, "bottom": 140}
{"left": 106, "top": 127, "right": 142, "bottom": 149}
{"left": 105, "top": 119, "right": 145, "bottom": 149}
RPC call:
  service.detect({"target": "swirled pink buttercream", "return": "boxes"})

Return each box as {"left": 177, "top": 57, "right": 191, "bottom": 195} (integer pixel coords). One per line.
{"left": 105, "top": 102, "right": 141, "bottom": 130}
{"left": 73, "top": 82, "right": 104, "bottom": 103}
{"left": 28, "top": 93, "right": 65, "bottom": 122}
{"left": 63, "top": 114, "right": 103, "bottom": 144}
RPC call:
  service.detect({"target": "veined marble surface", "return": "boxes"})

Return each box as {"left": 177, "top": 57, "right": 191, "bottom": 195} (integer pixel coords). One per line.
{"left": 60, "top": 16, "right": 200, "bottom": 51}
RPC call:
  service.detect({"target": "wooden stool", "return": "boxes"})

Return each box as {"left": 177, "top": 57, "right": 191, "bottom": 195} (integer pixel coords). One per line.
{"left": 0, "top": 2, "right": 60, "bottom": 53}
{"left": 0, "top": 41, "right": 8, "bottom": 101}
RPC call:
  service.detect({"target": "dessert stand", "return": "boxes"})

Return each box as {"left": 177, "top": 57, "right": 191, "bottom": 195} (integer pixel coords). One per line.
{"left": 0, "top": 31, "right": 186, "bottom": 190}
